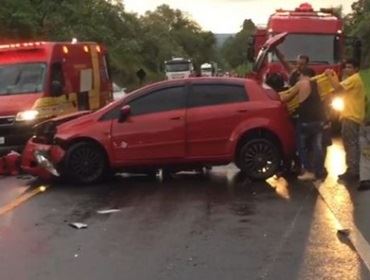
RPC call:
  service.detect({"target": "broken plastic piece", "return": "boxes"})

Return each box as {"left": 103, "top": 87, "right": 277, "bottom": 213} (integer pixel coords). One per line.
{"left": 96, "top": 209, "right": 121, "bottom": 214}
{"left": 69, "top": 223, "right": 88, "bottom": 229}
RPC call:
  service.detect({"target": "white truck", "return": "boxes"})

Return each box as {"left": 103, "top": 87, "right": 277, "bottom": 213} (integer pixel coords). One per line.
{"left": 165, "top": 58, "right": 193, "bottom": 80}
{"left": 201, "top": 62, "right": 217, "bottom": 77}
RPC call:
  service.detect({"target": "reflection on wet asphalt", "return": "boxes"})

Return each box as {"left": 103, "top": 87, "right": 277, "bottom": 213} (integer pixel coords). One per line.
{"left": 0, "top": 145, "right": 369, "bottom": 279}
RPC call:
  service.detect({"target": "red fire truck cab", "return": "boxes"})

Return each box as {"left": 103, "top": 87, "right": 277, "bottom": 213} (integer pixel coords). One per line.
{"left": 249, "top": 2, "right": 344, "bottom": 82}
{"left": 0, "top": 41, "right": 113, "bottom": 155}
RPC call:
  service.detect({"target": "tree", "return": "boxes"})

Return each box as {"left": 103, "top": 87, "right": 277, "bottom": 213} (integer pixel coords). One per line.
{"left": 221, "top": 19, "right": 256, "bottom": 75}
{"left": 0, "top": 1, "right": 218, "bottom": 87}
{"left": 140, "top": 5, "right": 217, "bottom": 75}
{"left": 345, "top": 0, "right": 370, "bottom": 65}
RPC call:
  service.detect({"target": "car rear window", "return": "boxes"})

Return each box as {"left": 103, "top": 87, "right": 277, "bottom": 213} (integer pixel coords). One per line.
{"left": 189, "top": 84, "right": 247, "bottom": 108}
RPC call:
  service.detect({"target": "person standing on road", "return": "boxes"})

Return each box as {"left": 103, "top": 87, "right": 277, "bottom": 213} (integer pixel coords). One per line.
{"left": 274, "top": 49, "right": 315, "bottom": 86}
{"left": 274, "top": 49, "right": 318, "bottom": 176}
{"left": 280, "top": 67, "right": 326, "bottom": 180}
{"left": 325, "top": 59, "right": 366, "bottom": 182}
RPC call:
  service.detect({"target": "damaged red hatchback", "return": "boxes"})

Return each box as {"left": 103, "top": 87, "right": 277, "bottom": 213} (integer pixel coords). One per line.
{"left": 21, "top": 77, "right": 295, "bottom": 184}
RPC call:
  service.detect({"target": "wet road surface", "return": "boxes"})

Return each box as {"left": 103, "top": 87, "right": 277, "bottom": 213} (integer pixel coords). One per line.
{"left": 0, "top": 140, "right": 370, "bottom": 280}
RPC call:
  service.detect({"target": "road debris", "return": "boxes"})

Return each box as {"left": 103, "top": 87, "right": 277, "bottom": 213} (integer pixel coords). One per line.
{"left": 0, "top": 151, "right": 21, "bottom": 176}
{"left": 69, "top": 223, "right": 88, "bottom": 229}
{"left": 96, "top": 209, "right": 121, "bottom": 214}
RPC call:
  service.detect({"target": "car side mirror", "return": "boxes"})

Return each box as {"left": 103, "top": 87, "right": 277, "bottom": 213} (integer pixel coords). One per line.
{"left": 118, "top": 105, "right": 131, "bottom": 122}
{"left": 51, "top": 80, "right": 63, "bottom": 97}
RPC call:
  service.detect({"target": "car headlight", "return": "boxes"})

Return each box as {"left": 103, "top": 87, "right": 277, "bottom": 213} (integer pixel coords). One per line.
{"left": 331, "top": 97, "right": 344, "bottom": 112}
{"left": 16, "top": 110, "right": 39, "bottom": 121}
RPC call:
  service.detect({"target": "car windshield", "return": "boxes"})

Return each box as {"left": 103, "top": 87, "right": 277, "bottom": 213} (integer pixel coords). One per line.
{"left": 272, "top": 34, "right": 339, "bottom": 64}
{"left": 0, "top": 63, "right": 46, "bottom": 95}
{"left": 165, "top": 62, "right": 191, "bottom": 72}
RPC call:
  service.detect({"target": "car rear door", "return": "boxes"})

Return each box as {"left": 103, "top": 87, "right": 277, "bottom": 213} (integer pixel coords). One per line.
{"left": 111, "top": 85, "right": 186, "bottom": 163}
{"left": 186, "top": 82, "right": 249, "bottom": 158}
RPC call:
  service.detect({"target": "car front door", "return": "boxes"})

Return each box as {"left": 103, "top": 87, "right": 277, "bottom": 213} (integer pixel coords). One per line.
{"left": 186, "top": 83, "right": 249, "bottom": 158}
{"left": 111, "top": 86, "right": 186, "bottom": 163}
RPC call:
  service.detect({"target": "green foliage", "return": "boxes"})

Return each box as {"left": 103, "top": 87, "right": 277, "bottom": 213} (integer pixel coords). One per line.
{"left": 345, "top": 0, "right": 370, "bottom": 66}
{"left": 0, "top": 1, "right": 217, "bottom": 88}
{"left": 221, "top": 19, "right": 255, "bottom": 73}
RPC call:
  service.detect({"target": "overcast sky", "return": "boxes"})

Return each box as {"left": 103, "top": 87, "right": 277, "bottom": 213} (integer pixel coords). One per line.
{"left": 123, "top": 0, "right": 354, "bottom": 33}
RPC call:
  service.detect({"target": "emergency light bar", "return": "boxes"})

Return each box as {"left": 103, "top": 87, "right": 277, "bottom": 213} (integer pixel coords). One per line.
{"left": 0, "top": 42, "right": 46, "bottom": 50}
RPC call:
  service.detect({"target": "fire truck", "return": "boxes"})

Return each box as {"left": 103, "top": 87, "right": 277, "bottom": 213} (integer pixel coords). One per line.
{"left": 249, "top": 2, "right": 344, "bottom": 81}
{"left": 0, "top": 41, "right": 113, "bottom": 155}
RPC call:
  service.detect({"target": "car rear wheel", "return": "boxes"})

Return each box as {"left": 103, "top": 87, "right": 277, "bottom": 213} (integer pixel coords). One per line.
{"left": 238, "top": 138, "right": 281, "bottom": 180}
{"left": 64, "top": 142, "right": 108, "bottom": 184}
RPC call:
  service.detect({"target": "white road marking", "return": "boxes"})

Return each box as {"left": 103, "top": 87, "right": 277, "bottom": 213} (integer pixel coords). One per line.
{"left": 314, "top": 181, "right": 370, "bottom": 272}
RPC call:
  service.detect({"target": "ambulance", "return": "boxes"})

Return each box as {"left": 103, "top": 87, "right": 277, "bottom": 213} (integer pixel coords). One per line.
{"left": 0, "top": 41, "right": 113, "bottom": 154}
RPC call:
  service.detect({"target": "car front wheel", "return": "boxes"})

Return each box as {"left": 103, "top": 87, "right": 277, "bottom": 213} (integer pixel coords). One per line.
{"left": 63, "top": 142, "right": 108, "bottom": 184}
{"left": 238, "top": 138, "right": 281, "bottom": 180}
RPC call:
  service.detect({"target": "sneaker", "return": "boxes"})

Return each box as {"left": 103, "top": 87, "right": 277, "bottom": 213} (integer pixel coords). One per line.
{"left": 298, "top": 171, "right": 316, "bottom": 181}
{"left": 338, "top": 172, "right": 359, "bottom": 182}
{"left": 358, "top": 180, "right": 370, "bottom": 191}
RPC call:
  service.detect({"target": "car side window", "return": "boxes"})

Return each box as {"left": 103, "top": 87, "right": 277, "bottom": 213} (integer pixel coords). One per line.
{"left": 189, "top": 84, "right": 247, "bottom": 108}
{"left": 129, "top": 86, "right": 186, "bottom": 116}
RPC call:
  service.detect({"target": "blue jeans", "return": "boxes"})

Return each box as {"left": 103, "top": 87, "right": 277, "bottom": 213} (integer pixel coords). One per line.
{"left": 297, "top": 121, "right": 325, "bottom": 177}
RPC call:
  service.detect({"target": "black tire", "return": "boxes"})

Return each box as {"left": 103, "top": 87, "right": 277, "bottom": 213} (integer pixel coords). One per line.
{"left": 237, "top": 138, "right": 281, "bottom": 180}
{"left": 145, "top": 170, "right": 158, "bottom": 179}
{"left": 63, "top": 142, "right": 108, "bottom": 184}
{"left": 161, "top": 169, "right": 174, "bottom": 181}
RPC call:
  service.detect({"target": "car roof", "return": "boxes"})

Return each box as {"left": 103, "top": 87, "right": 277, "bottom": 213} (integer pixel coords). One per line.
{"left": 103, "top": 77, "right": 267, "bottom": 113}
{"left": 121, "top": 77, "right": 252, "bottom": 103}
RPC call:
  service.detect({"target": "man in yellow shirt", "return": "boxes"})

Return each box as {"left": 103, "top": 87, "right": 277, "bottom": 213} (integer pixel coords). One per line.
{"left": 325, "top": 59, "right": 366, "bottom": 181}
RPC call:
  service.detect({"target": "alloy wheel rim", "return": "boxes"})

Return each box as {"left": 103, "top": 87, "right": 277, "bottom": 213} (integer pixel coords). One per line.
{"left": 243, "top": 141, "right": 276, "bottom": 175}
{"left": 69, "top": 146, "right": 102, "bottom": 177}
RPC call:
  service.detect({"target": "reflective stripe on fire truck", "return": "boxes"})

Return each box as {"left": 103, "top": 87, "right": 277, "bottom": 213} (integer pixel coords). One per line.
{"left": 90, "top": 45, "right": 101, "bottom": 109}
{"left": 32, "top": 93, "right": 78, "bottom": 119}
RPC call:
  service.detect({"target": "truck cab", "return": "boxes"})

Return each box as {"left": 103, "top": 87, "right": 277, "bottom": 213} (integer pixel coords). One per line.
{"left": 249, "top": 3, "right": 344, "bottom": 82}
{"left": 0, "top": 41, "right": 112, "bottom": 155}
{"left": 165, "top": 58, "right": 194, "bottom": 80}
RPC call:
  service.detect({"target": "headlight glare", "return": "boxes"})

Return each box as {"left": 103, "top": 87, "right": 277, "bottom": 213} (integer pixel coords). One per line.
{"left": 331, "top": 97, "right": 344, "bottom": 112}
{"left": 16, "top": 110, "right": 39, "bottom": 121}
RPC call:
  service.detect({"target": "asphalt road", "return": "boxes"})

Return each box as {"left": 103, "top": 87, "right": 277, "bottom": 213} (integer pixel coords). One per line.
{"left": 0, "top": 140, "right": 370, "bottom": 280}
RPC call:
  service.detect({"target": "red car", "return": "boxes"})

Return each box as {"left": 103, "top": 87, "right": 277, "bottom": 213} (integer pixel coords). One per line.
{"left": 21, "top": 77, "right": 295, "bottom": 184}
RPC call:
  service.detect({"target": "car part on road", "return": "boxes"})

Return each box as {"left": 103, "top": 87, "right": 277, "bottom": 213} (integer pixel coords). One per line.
{"left": 63, "top": 142, "right": 108, "bottom": 184}
{"left": 0, "top": 151, "right": 21, "bottom": 176}
{"left": 238, "top": 138, "right": 281, "bottom": 180}
{"left": 97, "top": 209, "right": 121, "bottom": 214}
{"left": 69, "top": 223, "right": 88, "bottom": 229}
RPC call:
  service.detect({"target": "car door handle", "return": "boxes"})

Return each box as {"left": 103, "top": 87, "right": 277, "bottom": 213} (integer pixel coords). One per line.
{"left": 170, "top": 116, "right": 182, "bottom": 120}
{"left": 237, "top": 109, "right": 248, "bottom": 113}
